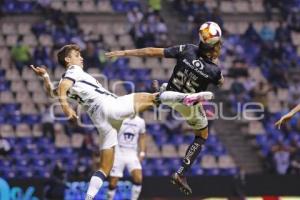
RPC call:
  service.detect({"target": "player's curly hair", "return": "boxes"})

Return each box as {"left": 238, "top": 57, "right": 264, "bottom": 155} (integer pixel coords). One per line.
{"left": 198, "top": 40, "right": 222, "bottom": 61}
{"left": 57, "top": 44, "right": 81, "bottom": 67}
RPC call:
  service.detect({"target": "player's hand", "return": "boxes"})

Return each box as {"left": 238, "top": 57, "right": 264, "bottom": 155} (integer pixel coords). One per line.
{"left": 65, "top": 108, "right": 79, "bottom": 123}
{"left": 275, "top": 113, "right": 293, "bottom": 129}
{"left": 30, "top": 65, "right": 47, "bottom": 77}
{"left": 105, "top": 51, "right": 125, "bottom": 58}
{"left": 139, "top": 152, "right": 145, "bottom": 162}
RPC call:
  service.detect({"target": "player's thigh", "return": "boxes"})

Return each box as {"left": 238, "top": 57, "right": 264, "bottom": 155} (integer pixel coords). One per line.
{"left": 133, "top": 92, "right": 156, "bottom": 112}
{"left": 104, "top": 94, "right": 136, "bottom": 120}
{"left": 127, "top": 153, "right": 142, "bottom": 181}
{"left": 131, "top": 169, "right": 143, "bottom": 184}
{"left": 110, "top": 152, "right": 125, "bottom": 178}
{"left": 99, "top": 147, "right": 115, "bottom": 174}
{"left": 172, "top": 103, "right": 208, "bottom": 131}
{"left": 90, "top": 110, "right": 119, "bottom": 150}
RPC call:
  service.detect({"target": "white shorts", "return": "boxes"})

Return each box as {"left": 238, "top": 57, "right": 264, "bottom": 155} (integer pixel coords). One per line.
{"left": 167, "top": 102, "right": 208, "bottom": 130}
{"left": 87, "top": 94, "right": 135, "bottom": 150}
{"left": 110, "top": 147, "right": 142, "bottom": 177}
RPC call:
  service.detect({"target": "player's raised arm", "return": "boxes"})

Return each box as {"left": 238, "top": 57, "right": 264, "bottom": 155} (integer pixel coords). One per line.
{"left": 57, "top": 79, "right": 78, "bottom": 122}
{"left": 30, "top": 65, "right": 57, "bottom": 98}
{"left": 138, "top": 133, "right": 146, "bottom": 161}
{"left": 105, "top": 47, "right": 164, "bottom": 58}
{"left": 275, "top": 104, "right": 300, "bottom": 129}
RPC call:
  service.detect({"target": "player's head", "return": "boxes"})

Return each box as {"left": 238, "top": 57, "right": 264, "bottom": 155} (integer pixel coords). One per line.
{"left": 198, "top": 21, "right": 222, "bottom": 61}
{"left": 57, "top": 44, "right": 83, "bottom": 68}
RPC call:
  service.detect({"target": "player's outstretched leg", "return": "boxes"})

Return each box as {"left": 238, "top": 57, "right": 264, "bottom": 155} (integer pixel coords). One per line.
{"left": 107, "top": 176, "right": 119, "bottom": 200}
{"left": 171, "top": 129, "right": 208, "bottom": 195}
{"left": 85, "top": 146, "right": 115, "bottom": 200}
{"left": 133, "top": 91, "right": 214, "bottom": 113}
{"left": 159, "top": 91, "right": 214, "bottom": 106}
{"left": 170, "top": 172, "right": 193, "bottom": 195}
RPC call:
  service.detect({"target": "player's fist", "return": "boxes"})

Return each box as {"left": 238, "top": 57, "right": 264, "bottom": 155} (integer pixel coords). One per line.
{"left": 65, "top": 108, "right": 79, "bottom": 123}
{"left": 139, "top": 151, "right": 145, "bottom": 162}
{"left": 30, "top": 65, "right": 48, "bottom": 77}
{"left": 275, "top": 113, "right": 293, "bottom": 129}
{"left": 105, "top": 51, "right": 125, "bottom": 58}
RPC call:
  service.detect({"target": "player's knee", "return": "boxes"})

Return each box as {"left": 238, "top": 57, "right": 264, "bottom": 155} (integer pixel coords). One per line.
{"left": 194, "top": 135, "right": 206, "bottom": 145}
{"left": 132, "top": 173, "right": 143, "bottom": 185}
{"left": 109, "top": 182, "right": 118, "bottom": 190}
{"left": 108, "top": 177, "right": 119, "bottom": 189}
{"left": 194, "top": 126, "right": 208, "bottom": 139}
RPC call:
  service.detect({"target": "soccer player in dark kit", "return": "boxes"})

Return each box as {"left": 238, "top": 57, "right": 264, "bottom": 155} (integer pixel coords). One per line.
{"left": 105, "top": 21, "right": 224, "bottom": 195}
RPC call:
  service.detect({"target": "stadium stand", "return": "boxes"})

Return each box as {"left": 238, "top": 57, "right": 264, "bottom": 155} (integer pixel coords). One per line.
{"left": 4, "top": 0, "right": 299, "bottom": 182}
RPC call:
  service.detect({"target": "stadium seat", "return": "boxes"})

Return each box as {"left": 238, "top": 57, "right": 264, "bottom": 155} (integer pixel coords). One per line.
{"left": 201, "top": 155, "right": 219, "bottom": 175}
{"left": 5, "top": 68, "right": 21, "bottom": 81}
{"left": 0, "top": 124, "right": 15, "bottom": 137}
{"left": 161, "top": 144, "right": 178, "bottom": 157}
{"left": 5, "top": 35, "right": 18, "bottom": 47}
{"left": 21, "top": 103, "right": 38, "bottom": 115}
{"left": 2, "top": 23, "right": 16, "bottom": 35}
{"left": 50, "top": 0, "right": 63, "bottom": 10}
{"left": 66, "top": 1, "right": 81, "bottom": 12}
{"left": 97, "top": 0, "right": 113, "bottom": 12}
{"left": 248, "top": 121, "right": 266, "bottom": 136}
{"left": 251, "top": 0, "right": 264, "bottom": 12}
{"left": 15, "top": 123, "right": 32, "bottom": 137}
{"left": 10, "top": 80, "right": 25, "bottom": 92}
{"left": 71, "top": 133, "right": 84, "bottom": 148}
{"left": 23, "top": 35, "right": 37, "bottom": 47}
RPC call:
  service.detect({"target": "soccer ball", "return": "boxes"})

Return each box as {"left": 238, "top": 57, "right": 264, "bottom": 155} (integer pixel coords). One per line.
{"left": 199, "top": 22, "right": 222, "bottom": 45}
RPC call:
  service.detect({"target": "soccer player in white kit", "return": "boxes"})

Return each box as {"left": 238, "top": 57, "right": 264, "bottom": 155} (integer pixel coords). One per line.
{"left": 107, "top": 115, "right": 146, "bottom": 200}
{"left": 30, "top": 44, "right": 214, "bottom": 200}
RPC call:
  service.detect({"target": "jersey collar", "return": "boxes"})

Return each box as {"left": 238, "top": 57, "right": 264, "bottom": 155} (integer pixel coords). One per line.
{"left": 68, "top": 65, "right": 83, "bottom": 70}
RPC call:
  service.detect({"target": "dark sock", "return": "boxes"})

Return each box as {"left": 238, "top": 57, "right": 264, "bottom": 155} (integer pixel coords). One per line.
{"left": 177, "top": 136, "right": 206, "bottom": 175}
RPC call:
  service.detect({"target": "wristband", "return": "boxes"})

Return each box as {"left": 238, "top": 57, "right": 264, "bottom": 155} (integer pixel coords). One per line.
{"left": 42, "top": 73, "right": 49, "bottom": 79}
{"left": 139, "top": 152, "right": 145, "bottom": 157}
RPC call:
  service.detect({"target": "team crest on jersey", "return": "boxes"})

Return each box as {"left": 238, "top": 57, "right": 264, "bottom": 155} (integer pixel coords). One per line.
{"left": 192, "top": 60, "right": 204, "bottom": 70}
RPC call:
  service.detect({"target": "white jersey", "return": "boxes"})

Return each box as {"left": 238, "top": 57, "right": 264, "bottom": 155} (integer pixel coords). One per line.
{"left": 60, "top": 65, "right": 117, "bottom": 110}
{"left": 117, "top": 116, "right": 146, "bottom": 151}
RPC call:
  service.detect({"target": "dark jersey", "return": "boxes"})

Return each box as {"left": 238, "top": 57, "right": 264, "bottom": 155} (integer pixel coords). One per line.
{"left": 164, "top": 44, "right": 222, "bottom": 93}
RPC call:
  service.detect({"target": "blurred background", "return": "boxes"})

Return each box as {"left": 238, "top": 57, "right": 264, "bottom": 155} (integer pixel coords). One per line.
{"left": 1, "top": 0, "right": 300, "bottom": 199}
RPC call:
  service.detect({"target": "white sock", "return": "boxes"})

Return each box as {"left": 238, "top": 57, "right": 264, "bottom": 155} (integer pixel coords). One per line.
{"left": 159, "top": 91, "right": 187, "bottom": 104}
{"left": 107, "top": 188, "right": 116, "bottom": 200}
{"left": 131, "top": 184, "right": 142, "bottom": 200}
{"left": 85, "top": 170, "right": 106, "bottom": 200}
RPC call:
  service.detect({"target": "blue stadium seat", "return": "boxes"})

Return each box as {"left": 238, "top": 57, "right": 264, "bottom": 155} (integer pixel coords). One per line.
{"left": 15, "top": 166, "right": 34, "bottom": 178}
{"left": 203, "top": 168, "right": 219, "bottom": 176}
{"left": 143, "top": 168, "right": 154, "bottom": 176}
{"left": 2, "top": 1, "right": 17, "bottom": 13}
{"left": 219, "top": 168, "right": 238, "bottom": 176}
{"left": 0, "top": 114, "right": 6, "bottom": 124}
{"left": 22, "top": 114, "right": 41, "bottom": 125}
{"left": 189, "top": 166, "right": 204, "bottom": 175}
{"left": 19, "top": 1, "right": 35, "bottom": 13}
{"left": 3, "top": 103, "right": 20, "bottom": 113}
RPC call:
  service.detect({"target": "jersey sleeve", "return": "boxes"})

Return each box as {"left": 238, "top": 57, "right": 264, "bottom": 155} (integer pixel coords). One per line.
{"left": 164, "top": 44, "right": 186, "bottom": 58}
{"left": 63, "top": 68, "right": 81, "bottom": 83}
{"left": 212, "top": 69, "right": 222, "bottom": 85}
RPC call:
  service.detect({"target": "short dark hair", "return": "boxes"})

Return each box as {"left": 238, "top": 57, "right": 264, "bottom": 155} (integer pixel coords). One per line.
{"left": 57, "top": 44, "right": 81, "bottom": 67}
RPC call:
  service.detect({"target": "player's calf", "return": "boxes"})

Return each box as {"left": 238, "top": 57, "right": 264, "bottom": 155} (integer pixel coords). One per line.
{"left": 171, "top": 135, "right": 206, "bottom": 195}
{"left": 131, "top": 170, "right": 143, "bottom": 200}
